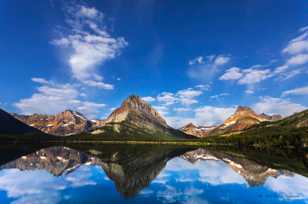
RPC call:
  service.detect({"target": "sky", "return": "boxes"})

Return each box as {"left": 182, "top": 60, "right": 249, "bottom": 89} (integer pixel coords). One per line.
{"left": 0, "top": 0, "right": 308, "bottom": 127}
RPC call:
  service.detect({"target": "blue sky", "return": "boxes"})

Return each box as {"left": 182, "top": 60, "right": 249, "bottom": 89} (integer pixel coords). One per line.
{"left": 0, "top": 1, "right": 308, "bottom": 127}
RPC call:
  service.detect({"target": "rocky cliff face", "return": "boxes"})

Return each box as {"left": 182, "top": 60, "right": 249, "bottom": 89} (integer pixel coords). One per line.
{"left": 208, "top": 106, "right": 282, "bottom": 136}
{"left": 14, "top": 110, "right": 92, "bottom": 136}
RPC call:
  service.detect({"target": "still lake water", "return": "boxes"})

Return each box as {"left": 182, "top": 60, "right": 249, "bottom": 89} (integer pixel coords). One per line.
{"left": 0, "top": 144, "right": 307, "bottom": 204}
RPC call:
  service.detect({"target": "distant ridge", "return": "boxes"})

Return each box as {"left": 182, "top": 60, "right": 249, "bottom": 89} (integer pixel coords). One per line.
{"left": 14, "top": 110, "right": 92, "bottom": 136}
{"left": 208, "top": 106, "right": 282, "bottom": 136}
{"left": 181, "top": 106, "right": 282, "bottom": 137}
{"left": 180, "top": 123, "right": 216, "bottom": 138}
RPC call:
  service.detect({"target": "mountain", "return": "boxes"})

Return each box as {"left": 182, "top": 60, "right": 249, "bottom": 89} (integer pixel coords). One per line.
{"left": 180, "top": 123, "right": 216, "bottom": 138}
{"left": 208, "top": 106, "right": 282, "bottom": 136}
{"left": 0, "top": 108, "right": 41, "bottom": 135}
{"left": 207, "top": 109, "right": 308, "bottom": 151}
{"left": 105, "top": 95, "right": 168, "bottom": 127}
{"left": 14, "top": 110, "right": 92, "bottom": 136}
{"left": 89, "top": 95, "right": 189, "bottom": 139}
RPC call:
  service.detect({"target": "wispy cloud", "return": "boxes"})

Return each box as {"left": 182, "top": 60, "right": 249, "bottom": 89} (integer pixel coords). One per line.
{"left": 141, "top": 96, "right": 156, "bottom": 102}
{"left": 220, "top": 66, "right": 271, "bottom": 85}
{"left": 188, "top": 54, "right": 230, "bottom": 81}
{"left": 52, "top": 4, "right": 127, "bottom": 90}
{"left": 210, "top": 93, "right": 229, "bottom": 100}
{"left": 282, "top": 86, "right": 308, "bottom": 97}
{"left": 253, "top": 96, "right": 306, "bottom": 116}
{"left": 156, "top": 86, "right": 206, "bottom": 107}
{"left": 165, "top": 105, "right": 235, "bottom": 128}
{"left": 219, "top": 65, "right": 271, "bottom": 94}
{"left": 274, "top": 25, "right": 308, "bottom": 79}
{"left": 220, "top": 25, "right": 308, "bottom": 93}
{"left": 15, "top": 78, "right": 105, "bottom": 118}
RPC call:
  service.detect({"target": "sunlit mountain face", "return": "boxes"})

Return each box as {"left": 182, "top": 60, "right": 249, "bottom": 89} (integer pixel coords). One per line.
{"left": 0, "top": 145, "right": 307, "bottom": 204}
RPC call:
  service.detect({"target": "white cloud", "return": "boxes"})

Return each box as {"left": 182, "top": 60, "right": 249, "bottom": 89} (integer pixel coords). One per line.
{"left": 177, "top": 88, "right": 203, "bottom": 105}
{"left": 189, "top": 56, "right": 204, "bottom": 65}
{"left": 286, "top": 53, "right": 308, "bottom": 65}
{"left": 155, "top": 87, "right": 204, "bottom": 107}
{"left": 274, "top": 25, "right": 308, "bottom": 79}
{"left": 15, "top": 78, "right": 105, "bottom": 118}
{"left": 78, "top": 6, "right": 100, "bottom": 19}
{"left": 194, "top": 106, "right": 235, "bottom": 126}
{"left": 165, "top": 105, "right": 235, "bottom": 128}
{"left": 253, "top": 96, "right": 306, "bottom": 116}
{"left": 210, "top": 93, "right": 229, "bottom": 100}
{"left": 220, "top": 67, "right": 271, "bottom": 85}
{"left": 152, "top": 105, "right": 169, "bottom": 116}
{"left": 165, "top": 116, "right": 196, "bottom": 128}
{"left": 173, "top": 107, "right": 191, "bottom": 112}
{"left": 157, "top": 92, "right": 177, "bottom": 105}
{"left": 214, "top": 55, "right": 230, "bottom": 66}
{"left": 82, "top": 79, "right": 113, "bottom": 90}
{"left": 282, "top": 86, "right": 308, "bottom": 97}
{"left": 283, "top": 27, "right": 308, "bottom": 55}
{"left": 219, "top": 67, "right": 243, "bottom": 80}
{"left": 188, "top": 54, "right": 230, "bottom": 81}
{"left": 195, "top": 84, "right": 211, "bottom": 91}
{"left": 31, "top": 77, "right": 49, "bottom": 84}
{"left": 52, "top": 5, "right": 127, "bottom": 90}
{"left": 238, "top": 68, "right": 271, "bottom": 84}
{"left": 142, "top": 96, "right": 156, "bottom": 102}
{"left": 221, "top": 26, "right": 308, "bottom": 85}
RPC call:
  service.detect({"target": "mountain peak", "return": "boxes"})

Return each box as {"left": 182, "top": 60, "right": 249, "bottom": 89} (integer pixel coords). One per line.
{"left": 61, "top": 110, "right": 87, "bottom": 121}
{"left": 235, "top": 106, "right": 254, "bottom": 113}
{"left": 106, "top": 95, "right": 168, "bottom": 127}
{"left": 183, "top": 123, "right": 197, "bottom": 128}
{"left": 223, "top": 106, "right": 266, "bottom": 127}
{"left": 121, "top": 95, "right": 148, "bottom": 109}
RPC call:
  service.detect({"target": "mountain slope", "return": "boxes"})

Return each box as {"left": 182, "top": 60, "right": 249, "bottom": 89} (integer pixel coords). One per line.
{"left": 206, "top": 109, "right": 308, "bottom": 151}
{"left": 89, "top": 95, "right": 189, "bottom": 139}
{"left": 14, "top": 110, "right": 92, "bottom": 136}
{"left": 208, "top": 106, "right": 281, "bottom": 136}
{"left": 0, "top": 108, "right": 42, "bottom": 135}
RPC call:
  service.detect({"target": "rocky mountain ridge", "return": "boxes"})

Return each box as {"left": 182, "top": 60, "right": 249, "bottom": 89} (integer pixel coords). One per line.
{"left": 182, "top": 106, "right": 283, "bottom": 137}
{"left": 14, "top": 110, "right": 92, "bottom": 136}
{"left": 8, "top": 95, "right": 186, "bottom": 139}
{"left": 2, "top": 96, "right": 307, "bottom": 140}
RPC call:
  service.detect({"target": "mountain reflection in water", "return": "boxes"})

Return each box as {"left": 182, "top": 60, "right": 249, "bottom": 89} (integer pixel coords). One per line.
{"left": 0, "top": 145, "right": 307, "bottom": 204}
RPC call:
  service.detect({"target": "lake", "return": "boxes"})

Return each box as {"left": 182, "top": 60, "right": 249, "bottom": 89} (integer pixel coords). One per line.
{"left": 0, "top": 144, "right": 307, "bottom": 204}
